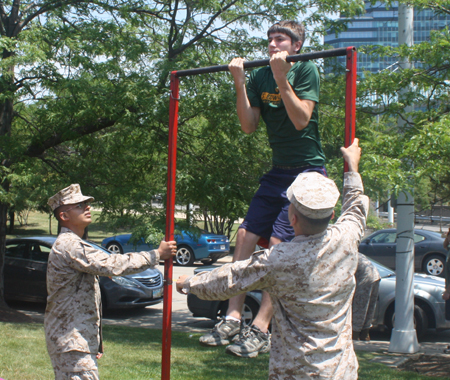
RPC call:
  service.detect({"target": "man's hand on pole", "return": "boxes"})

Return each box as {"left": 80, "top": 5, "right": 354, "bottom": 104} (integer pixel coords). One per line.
{"left": 340, "top": 138, "right": 361, "bottom": 173}
{"left": 270, "top": 51, "right": 291, "bottom": 83}
{"left": 228, "top": 58, "right": 246, "bottom": 88}
{"left": 157, "top": 240, "right": 177, "bottom": 260}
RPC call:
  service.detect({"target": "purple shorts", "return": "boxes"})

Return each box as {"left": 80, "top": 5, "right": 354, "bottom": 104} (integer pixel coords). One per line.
{"left": 239, "top": 165, "right": 327, "bottom": 245}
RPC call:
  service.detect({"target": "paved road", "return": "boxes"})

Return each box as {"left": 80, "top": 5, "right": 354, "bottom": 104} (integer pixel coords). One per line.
{"left": 102, "top": 260, "right": 223, "bottom": 333}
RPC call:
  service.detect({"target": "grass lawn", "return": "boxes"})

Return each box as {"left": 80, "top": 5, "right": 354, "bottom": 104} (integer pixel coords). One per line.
{"left": 6, "top": 210, "right": 241, "bottom": 249}
{"left": 6, "top": 210, "right": 130, "bottom": 245}
{"left": 0, "top": 322, "right": 447, "bottom": 380}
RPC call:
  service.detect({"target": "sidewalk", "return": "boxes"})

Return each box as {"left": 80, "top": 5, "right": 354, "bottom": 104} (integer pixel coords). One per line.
{"left": 353, "top": 339, "right": 450, "bottom": 369}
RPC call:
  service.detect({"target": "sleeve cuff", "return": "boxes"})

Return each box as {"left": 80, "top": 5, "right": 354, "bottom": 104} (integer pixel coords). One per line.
{"left": 344, "top": 172, "right": 364, "bottom": 191}
{"left": 145, "top": 249, "right": 159, "bottom": 266}
{"left": 183, "top": 276, "right": 193, "bottom": 294}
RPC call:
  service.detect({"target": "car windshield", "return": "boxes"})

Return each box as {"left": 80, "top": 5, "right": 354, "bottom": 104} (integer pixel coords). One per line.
{"left": 366, "top": 257, "right": 395, "bottom": 278}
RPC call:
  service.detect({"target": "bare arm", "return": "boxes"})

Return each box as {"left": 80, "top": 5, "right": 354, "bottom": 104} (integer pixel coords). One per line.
{"left": 228, "top": 58, "right": 260, "bottom": 134}
{"left": 340, "top": 138, "right": 361, "bottom": 173}
{"left": 270, "top": 52, "right": 316, "bottom": 131}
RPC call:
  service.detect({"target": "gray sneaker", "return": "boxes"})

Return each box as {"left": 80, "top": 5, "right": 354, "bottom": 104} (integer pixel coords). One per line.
{"left": 225, "top": 324, "right": 271, "bottom": 358}
{"left": 199, "top": 318, "right": 241, "bottom": 346}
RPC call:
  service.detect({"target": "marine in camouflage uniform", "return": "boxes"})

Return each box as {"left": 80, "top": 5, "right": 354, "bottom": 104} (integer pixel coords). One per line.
{"left": 45, "top": 184, "right": 176, "bottom": 380}
{"left": 352, "top": 252, "right": 381, "bottom": 340}
{"left": 443, "top": 229, "right": 450, "bottom": 319}
{"left": 178, "top": 140, "right": 368, "bottom": 379}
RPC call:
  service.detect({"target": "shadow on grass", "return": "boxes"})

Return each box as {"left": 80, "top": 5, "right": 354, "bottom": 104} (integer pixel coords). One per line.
{"left": 102, "top": 325, "right": 269, "bottom": 379}
{"left": 9, "top": 223, "right": 51, "bottom": 236}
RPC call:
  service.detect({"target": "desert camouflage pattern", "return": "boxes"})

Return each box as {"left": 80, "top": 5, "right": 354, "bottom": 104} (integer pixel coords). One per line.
{"left": 445, "top": 248, "right": 450, "bottom": 291}
{"left": 352, "top": 253, "right": 381, "bottom": 332}
{"left": 187, "top": 172, "right": 369, "bottom": 379}
{"left": 48, "top": 184, "right": 94, "bottom": 211}
{"left": 287, "top": 171, "right": 340, "bottom": 219}
{"left": 45, "top": 227, "right": 159, "bottom": 367}
{"left": 50, "top": 351, "right": 99, "bottom": 380}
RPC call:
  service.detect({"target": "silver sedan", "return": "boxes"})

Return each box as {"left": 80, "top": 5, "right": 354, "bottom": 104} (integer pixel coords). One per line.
{"left": 187, "top": 258, "right": 450, "bottom": 339}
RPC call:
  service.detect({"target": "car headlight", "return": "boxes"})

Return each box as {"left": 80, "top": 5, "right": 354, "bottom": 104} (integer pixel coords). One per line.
{"left": 111, "top": 276, "right": 137, "bottom": 288}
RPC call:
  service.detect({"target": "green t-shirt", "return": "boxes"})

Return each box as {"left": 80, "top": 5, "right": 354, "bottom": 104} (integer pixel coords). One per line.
{"left": 247, "top": 60, "right": 325, "bottom": 167}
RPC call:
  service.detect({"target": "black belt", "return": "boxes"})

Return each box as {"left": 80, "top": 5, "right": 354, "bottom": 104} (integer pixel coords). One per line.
{"left": 273, "top": 164, "right": 305, "bottom": 170}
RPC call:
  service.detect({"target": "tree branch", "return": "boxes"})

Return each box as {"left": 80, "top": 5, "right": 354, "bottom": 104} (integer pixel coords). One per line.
{"left": 24, "top": 112, "right": 128, "bottom": 158}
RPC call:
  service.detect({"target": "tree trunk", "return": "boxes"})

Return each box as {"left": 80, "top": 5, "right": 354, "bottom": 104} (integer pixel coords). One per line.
{"left": 7, "top": 209, "right": 14, "bottom": 234}
{"left": 0, "top": 202, "right": 9, "bottom": 307}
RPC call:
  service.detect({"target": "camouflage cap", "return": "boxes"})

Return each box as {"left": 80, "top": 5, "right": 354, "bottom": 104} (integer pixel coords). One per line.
{"left": 48, "top": 184, "right": 94, "bottom": 211}
{"left": 287, "top": 172, "right": 340, "bottom": 219}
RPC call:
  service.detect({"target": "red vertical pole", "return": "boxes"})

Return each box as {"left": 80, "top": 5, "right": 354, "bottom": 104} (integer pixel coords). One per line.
{"left": 344, "top": 47, "right": 357, "bottom": 173}
{"left": 161, "top": 72, "right": 179, "bottom": 380}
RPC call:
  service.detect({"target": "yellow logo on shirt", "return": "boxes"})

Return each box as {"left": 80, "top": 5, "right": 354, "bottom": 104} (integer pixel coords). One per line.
{"left": 261, "top": 88, "right": 281, "bottom": 105}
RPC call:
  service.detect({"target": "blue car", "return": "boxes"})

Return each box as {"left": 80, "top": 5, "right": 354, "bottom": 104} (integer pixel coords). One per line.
{"left": 101, "top": 228, "right": 230, "bottom": 266}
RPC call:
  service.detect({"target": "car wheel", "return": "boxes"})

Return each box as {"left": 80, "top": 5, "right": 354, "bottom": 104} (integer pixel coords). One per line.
{"left": 175, "top": 245, "right": 195, "bottom": 266}
{"left": 423, "top": 254, "right": 446, "bottom": 277}
{"left": 385, "top": 304, "right": 429, "bottom": 340}
{"left": 106, "top": 242, "right": 124, "bottom": 255}
{"left": 241, "top": 296, "right": 260, "bottom": 326}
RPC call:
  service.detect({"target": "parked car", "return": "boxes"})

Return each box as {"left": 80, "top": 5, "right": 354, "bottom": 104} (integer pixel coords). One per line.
{"left": 186, "top": 258, "right": 450, "bottom": 339}
{"left": 359, "top": 228, "right": 448, "bottom": 277}
{"left": 101, "top": 228, "right": 230, "bottom": 266}
{"left": 4, "top": 236, "right": 164, "bottom": 310}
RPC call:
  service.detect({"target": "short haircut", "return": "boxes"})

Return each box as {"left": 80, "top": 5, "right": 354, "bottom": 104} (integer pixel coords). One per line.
{"left": 267, "top": 20, "right": 306, "bottom": 53}
{"left": 53, "top": 206, "right": 64, "bottom": 222}
{"left": 293, "top": 206, "right": 333, "bottom": 234}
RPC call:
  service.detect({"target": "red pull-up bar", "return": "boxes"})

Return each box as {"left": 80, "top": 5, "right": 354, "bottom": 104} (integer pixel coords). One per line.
{"left": 162, "top": 46, "right": 357, "bottom": 380}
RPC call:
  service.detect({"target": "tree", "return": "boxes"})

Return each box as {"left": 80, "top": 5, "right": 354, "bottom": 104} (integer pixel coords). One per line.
{"left": 0, "top": 0, "right": 367, "bottom": 307}
{"left": 355, "top": 22, "right": 450, "bottom": 211}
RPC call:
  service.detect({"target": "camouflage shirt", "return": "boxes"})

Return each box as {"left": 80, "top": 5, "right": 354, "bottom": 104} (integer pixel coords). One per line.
{"left": 186, "top": 172, "right": 369, "bottom": 379}
{"left": 44, "top": 228, "right": 160, "bottom": 356}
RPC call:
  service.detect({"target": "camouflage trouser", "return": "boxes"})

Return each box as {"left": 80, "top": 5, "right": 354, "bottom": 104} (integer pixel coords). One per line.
{"left": 50, "top": 351, "right": 99, "bottom": 380}
{"left": 352, "top": 279, "right": 380, "bottom": 332}
{"left": 446, "top": 250, "right": 450, "bottom": 291}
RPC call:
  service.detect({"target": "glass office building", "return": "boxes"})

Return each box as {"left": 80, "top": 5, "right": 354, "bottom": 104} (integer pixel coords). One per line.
{"left": 324, "top": 1, "right": 450, "bottom": 76}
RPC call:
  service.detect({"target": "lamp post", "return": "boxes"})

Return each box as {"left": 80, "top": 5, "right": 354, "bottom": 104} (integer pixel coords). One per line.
{"left": 388, "top": 3, "right": 419, "bottom": 354}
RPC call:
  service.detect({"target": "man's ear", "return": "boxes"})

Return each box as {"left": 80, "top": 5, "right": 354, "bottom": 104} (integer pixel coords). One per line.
{"left": 294, "top": 41, "right": 303, "bottom": 54}
{"left": 59, "top": 210, "right": 69, "bottom": 222}
{"left": 290, "top": 212, "right": 297, "bottom": 227}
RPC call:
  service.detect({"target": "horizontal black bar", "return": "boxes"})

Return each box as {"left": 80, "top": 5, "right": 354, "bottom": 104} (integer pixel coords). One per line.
{"left": 174, "top": 47, "right": 354, "bottom": 78}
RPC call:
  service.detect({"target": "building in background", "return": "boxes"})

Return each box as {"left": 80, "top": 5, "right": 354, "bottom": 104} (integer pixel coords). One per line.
{"left": 324, "top": 1, "right": 450, "bottom": 76}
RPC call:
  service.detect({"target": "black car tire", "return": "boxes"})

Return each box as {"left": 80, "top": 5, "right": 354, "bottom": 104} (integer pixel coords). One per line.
{"left": 385, "top": 304, "right": 428, "bottom": 340}
{"left": 201, "top": 258, "right": 218, "bottom": 266}
{"left": 106, "top": 242, "right": 124, "bottom": 255}
{"left": 423, "top": 254, "right": 446, "bottom": 277}
{"left": 175, "top": 245, "right": 195, "bottom": 266}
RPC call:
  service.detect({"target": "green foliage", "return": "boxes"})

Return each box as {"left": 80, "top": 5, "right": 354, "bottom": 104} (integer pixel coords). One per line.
{"left": 335, "top": 18, "right": 450, "bottom": 211}
{"left": 0, "top": 0, "right": 367, "bottom": 245}
{"left": 366, "top": 213, "right": 392, "bottom": 231}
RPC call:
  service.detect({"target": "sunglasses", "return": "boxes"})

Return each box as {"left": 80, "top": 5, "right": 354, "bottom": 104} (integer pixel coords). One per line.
{"left": 64, "top": 202, "right": 91, "bottom": 213}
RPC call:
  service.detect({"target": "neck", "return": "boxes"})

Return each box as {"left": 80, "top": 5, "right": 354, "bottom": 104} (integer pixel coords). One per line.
{"left": 62, "top": 223, "right": 86, "bottom": 238}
